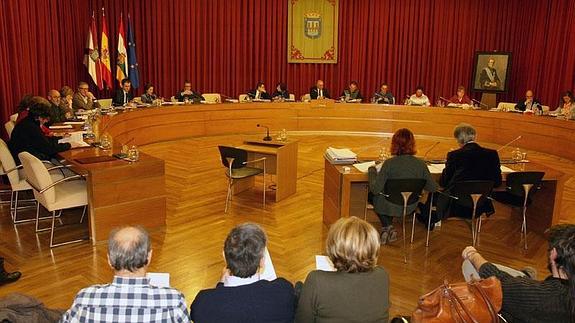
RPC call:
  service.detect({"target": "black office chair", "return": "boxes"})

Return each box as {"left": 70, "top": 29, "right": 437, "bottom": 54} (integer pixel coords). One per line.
{"left": 493, "top": 171, "right": 544, "bottom": 249}
{"left": 446, "top": 180, "right": 494, "bottom": 246}
{"left": 218, "top": 146, "right": 266, "bottom": 213}
{"left": 380, "top": 178, "right": 427, "bottom": 263}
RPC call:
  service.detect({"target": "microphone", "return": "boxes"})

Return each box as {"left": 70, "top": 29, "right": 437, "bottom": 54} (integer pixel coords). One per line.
{"left": 257, "top": 124, "right": 272, "bottom": 141}
{"left": 472, "top": 99, "right": 489, "bottom": 109}
{"left": 497, "top": 136, "right": 522, "bottom": 152}
{"left": 439, "top": 97, "right": 452, "bottom": 103}
{"left": 423, "top": 141, "right": 440, "bottom": 159}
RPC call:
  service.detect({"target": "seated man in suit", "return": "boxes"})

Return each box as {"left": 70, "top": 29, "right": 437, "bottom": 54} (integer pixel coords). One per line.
{"left": 46, "top": 89, "right": 67, "bottom": 124}
{"left": 62, "top": 226, "right": 189, "bottom": 323}
{"left": 515, "top": 90, "right": 542, "bottom": 112}
{"left": 191, "top": 223, "right": 295, "bottom": 322}
{"left": 112, "top": 78, "right": 135, "bottom": 106}
{"left": 418, "top": 123, "right": 502, "bottom": 228}
{"left": 175, "top": 80, "right": 204, "bottom": 103}
{"left": 310, "top": 79, "right": 330, "bottom": 99}
{"left": 72, "top": 82, "right": 101, "bottom": 111}
{"left": 247, "top": 82, "right": 272, "bottom": 101}
{"left": 341, "top": 81, "right": 363, "bottom": 102}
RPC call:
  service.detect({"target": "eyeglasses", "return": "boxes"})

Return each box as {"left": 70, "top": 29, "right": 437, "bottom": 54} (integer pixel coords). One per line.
{"left": 79, "top": 87, "right": 89, "bottom": 90}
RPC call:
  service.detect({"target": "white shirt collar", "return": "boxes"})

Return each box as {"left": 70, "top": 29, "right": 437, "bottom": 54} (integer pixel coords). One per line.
{"left": 223, "top": 273, "right": 261, "bottom": 287}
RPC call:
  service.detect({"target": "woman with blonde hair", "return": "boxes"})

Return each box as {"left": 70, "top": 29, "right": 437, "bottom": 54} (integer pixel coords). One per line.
{"left": 295, "top": 216, "right": 390, "bottom": 323}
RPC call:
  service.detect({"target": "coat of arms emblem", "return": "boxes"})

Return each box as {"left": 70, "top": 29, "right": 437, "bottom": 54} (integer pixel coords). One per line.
{"left": 304, "top": 12, "right": 321, "bottom": 39}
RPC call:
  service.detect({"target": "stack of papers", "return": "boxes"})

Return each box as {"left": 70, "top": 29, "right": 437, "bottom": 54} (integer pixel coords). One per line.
{"left": 49, "top": 125, "right": 73, "bottom": 130}
{"left": 427, "top": 164, "right": 445, "bottom": 174}
{"left": 325, "top": 147, "right": 357, "bottom": 164}
{"left": 58, "top": 131, "right": 90, "bottom": 147}
{"left": 353, "top": 161, "right": 376, "bottom": 173}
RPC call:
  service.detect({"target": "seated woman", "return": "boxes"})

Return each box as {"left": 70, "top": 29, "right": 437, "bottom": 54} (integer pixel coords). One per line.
{"left": 368, "top": 128, "right": 438, "bottom": 243}
{"left": 8, "top": 97, "right": 74, "bottom": 164}
{"left": 272, "top": 82, "right": 290, "bottom": 100}
{"left": 59, "top": 86, "right": 75, "bottom": 119}
{"left": 372, "top": 83, "right": 395, "bottom": 104}
{"left": 247, "top": 82, "right": 272, "bottom": 100}
{"left": 553, "top": 91, "right": 575, "bottom": 120}
{"left": 407, "top": 86, "right": 431, "bottom": 106}
{"left": 140, "top": 83, "right": 158, "bottom": 104}
{"left": 295, "top": 216, "right": 390, "bottom": 322}
{"left": 341, "top": 81, "right": 363, "bottom": 102}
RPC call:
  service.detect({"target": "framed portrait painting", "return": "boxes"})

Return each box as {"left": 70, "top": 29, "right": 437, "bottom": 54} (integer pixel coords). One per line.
{"left": 471, "top": 51, "right": 512, "bottom": 93}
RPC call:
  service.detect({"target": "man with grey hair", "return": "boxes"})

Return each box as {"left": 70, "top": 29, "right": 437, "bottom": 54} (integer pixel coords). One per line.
{"left": 191, "top": 223, "right": 295, "bottom": 322}
{"left": 61, "top": 226, "right": 190, "bottom": 323}
{"left": 418, "top": 123, "right": 502, "bottom": 228}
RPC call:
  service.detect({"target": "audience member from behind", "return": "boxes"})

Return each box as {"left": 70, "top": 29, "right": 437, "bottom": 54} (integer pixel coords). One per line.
{"left": 61, "top": 226, "right": 189, "bottom": 323}
{"left": 462, "top": 224, "right": 575, "bottom": 323}
{"left": 368, "top": 129, "right": 438, "bottom": 244}
{"left": 191, "top": 223, "right": 295, "bottom": 323}
{"left": 72, "top": 81, "right": 100, "bottom": 111}
{"left": 407, "top": 86, "right": 430, "bottom": 106}
{"left": 295, "top": 217, "right": 390, "bottom": 323}
{"left": 418, "top": 123, "right": 502, "bottom": 228}
{"left": 8, "top": 97, "right": 73, "bottom": 164}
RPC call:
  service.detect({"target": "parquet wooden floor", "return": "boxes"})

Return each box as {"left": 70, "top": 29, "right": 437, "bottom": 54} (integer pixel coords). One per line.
{"left": 0, "top": 133, "right": 573, "bottom": 317}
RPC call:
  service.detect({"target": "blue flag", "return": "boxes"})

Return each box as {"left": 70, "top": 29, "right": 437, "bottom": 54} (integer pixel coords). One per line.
{"left": 127, "top": 15, "right": 139, "bottom": 89}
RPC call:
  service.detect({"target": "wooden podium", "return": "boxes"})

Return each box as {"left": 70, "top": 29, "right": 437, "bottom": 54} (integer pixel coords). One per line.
{"left": 237, "top": 138, "right": 298, "bottom": 202}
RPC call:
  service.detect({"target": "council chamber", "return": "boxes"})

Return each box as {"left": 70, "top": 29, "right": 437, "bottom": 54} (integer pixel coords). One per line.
{"left": 0, "top": 0, "right": 574, "bottom": 322}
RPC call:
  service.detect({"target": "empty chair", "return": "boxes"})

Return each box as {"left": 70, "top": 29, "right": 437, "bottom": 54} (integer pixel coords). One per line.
{"left": 238, "top": 94, "right": 249, "bottom": 102}
{"left": 378, "top": 178, "right": 426, "bottom": 263}
{"left": 444, "top": 180, "right": 494, "bottom": 246}
{"left": 4, "top": 121, "right": 15, "bottom": 138}
{"left": 218, "top": 146, "right": 266, "bottom": 213}
{"left": 19, "top": 152, "right": 88, "bottom": 248}
{"left": 493, "top": 171, "right": 545, "bottom": 249}
{"left": 202, "top": 93, "right": 221, "bottom": 103}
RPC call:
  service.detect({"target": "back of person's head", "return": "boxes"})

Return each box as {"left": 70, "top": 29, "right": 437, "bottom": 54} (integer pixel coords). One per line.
{"left": 108, "top": 226, "right": 151, "bottom": 272}
{"left": 27, "top": 96, "right": 51, "bottom": 120}
{"left": 453, "top": 123, "right": 476, "bottom": 145}
{"left": 326, "top": 216, "right": 379, "bottom": 273}
{"left": 17, "top": 94, "right": 34, "bottom": 112}
{"left": 551, "top": 229, "right": 575, "bottom": 318}
{"left": 224, "top": 223, "right": 267, "bottom": 278}
{"left": 391, "top": 128, "right": 416, "bottom": 156}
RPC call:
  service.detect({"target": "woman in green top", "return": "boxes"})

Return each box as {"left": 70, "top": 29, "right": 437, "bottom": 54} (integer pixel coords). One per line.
{"left": 295, "top": 217, "right": 390, "bottom": 323}
{"left": 368, "top": 128, "right": 438, "bottom": 244}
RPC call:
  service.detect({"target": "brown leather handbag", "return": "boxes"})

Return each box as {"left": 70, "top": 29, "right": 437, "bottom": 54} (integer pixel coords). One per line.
{"left": 411, "top": 276, "right": 503, "bottom": 323}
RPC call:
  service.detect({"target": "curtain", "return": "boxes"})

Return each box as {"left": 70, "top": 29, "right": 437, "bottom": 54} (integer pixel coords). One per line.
{"left": 1, "top": 0, "right": 575, "bottom": 129}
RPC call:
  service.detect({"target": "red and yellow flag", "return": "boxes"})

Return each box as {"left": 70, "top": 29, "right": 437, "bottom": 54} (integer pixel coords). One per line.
{"left": 116, "top": 14, "right": 128, "bottom": 85}
{"left": 100, "top": 7, "right": 113, "bottom": 89}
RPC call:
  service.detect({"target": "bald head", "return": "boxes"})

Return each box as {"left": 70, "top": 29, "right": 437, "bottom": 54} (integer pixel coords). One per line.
{"left": 47, "top": 89, "right": 61, "bottom": 105}
{"left": 526, "top": 90, "right": 534, "bottom": 100}
{"left": 316, "top": 80, "right": 324, "bottom": 89}
{"left": 108, "top": 226, "right": 151, "bottom": 273}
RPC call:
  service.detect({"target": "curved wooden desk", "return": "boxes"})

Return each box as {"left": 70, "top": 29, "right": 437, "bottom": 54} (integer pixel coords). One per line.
{"left": 104, "top": 103, "right": 574, "bottom": 161}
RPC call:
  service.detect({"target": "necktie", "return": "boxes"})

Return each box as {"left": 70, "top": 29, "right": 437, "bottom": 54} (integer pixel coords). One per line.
{"left": 319, "top": 89, "right": 323, "bottom": 98}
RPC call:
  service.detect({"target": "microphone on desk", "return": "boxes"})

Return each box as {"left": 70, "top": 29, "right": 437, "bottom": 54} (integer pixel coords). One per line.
{"left": 257, "top": 124, "right": 272, "bottom": 141}
{"left": 439, "top": 97, "right": 452, "bottom": 104}
{"left": 423, "top": 141, "right": 441, "bottom": 160}
{"left": 472, "top": 99, "right": 489, "bottom": 109}
{"left": 497, "top": 136, "right": 522, "bottom": 152}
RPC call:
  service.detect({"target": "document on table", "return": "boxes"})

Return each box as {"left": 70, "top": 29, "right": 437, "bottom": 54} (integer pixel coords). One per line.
{"left": 49, "top": 125, "right": 73, "bottom": 129}
{"left": 500, "top": 165, "right": 516, "bottom": 173}
{"left": 58, "top": 131, "right": 90, "bottom": 147}
{"left": 315, "top": 255, "right": 336, "bottom": 272}
{"left": 63, "top": 121, "right": 85, "bottom": 125}
{"left": 353, "top": 161, "right": 376, "bottom": 173}
{"left": 428, "top": 164, "right": 516, "bottom": 174}
{"left": 260, "top": 247, "right": 277, "bottom": 281}
{"left": 147, "top": 272, "right": 170, "bottom": 287}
